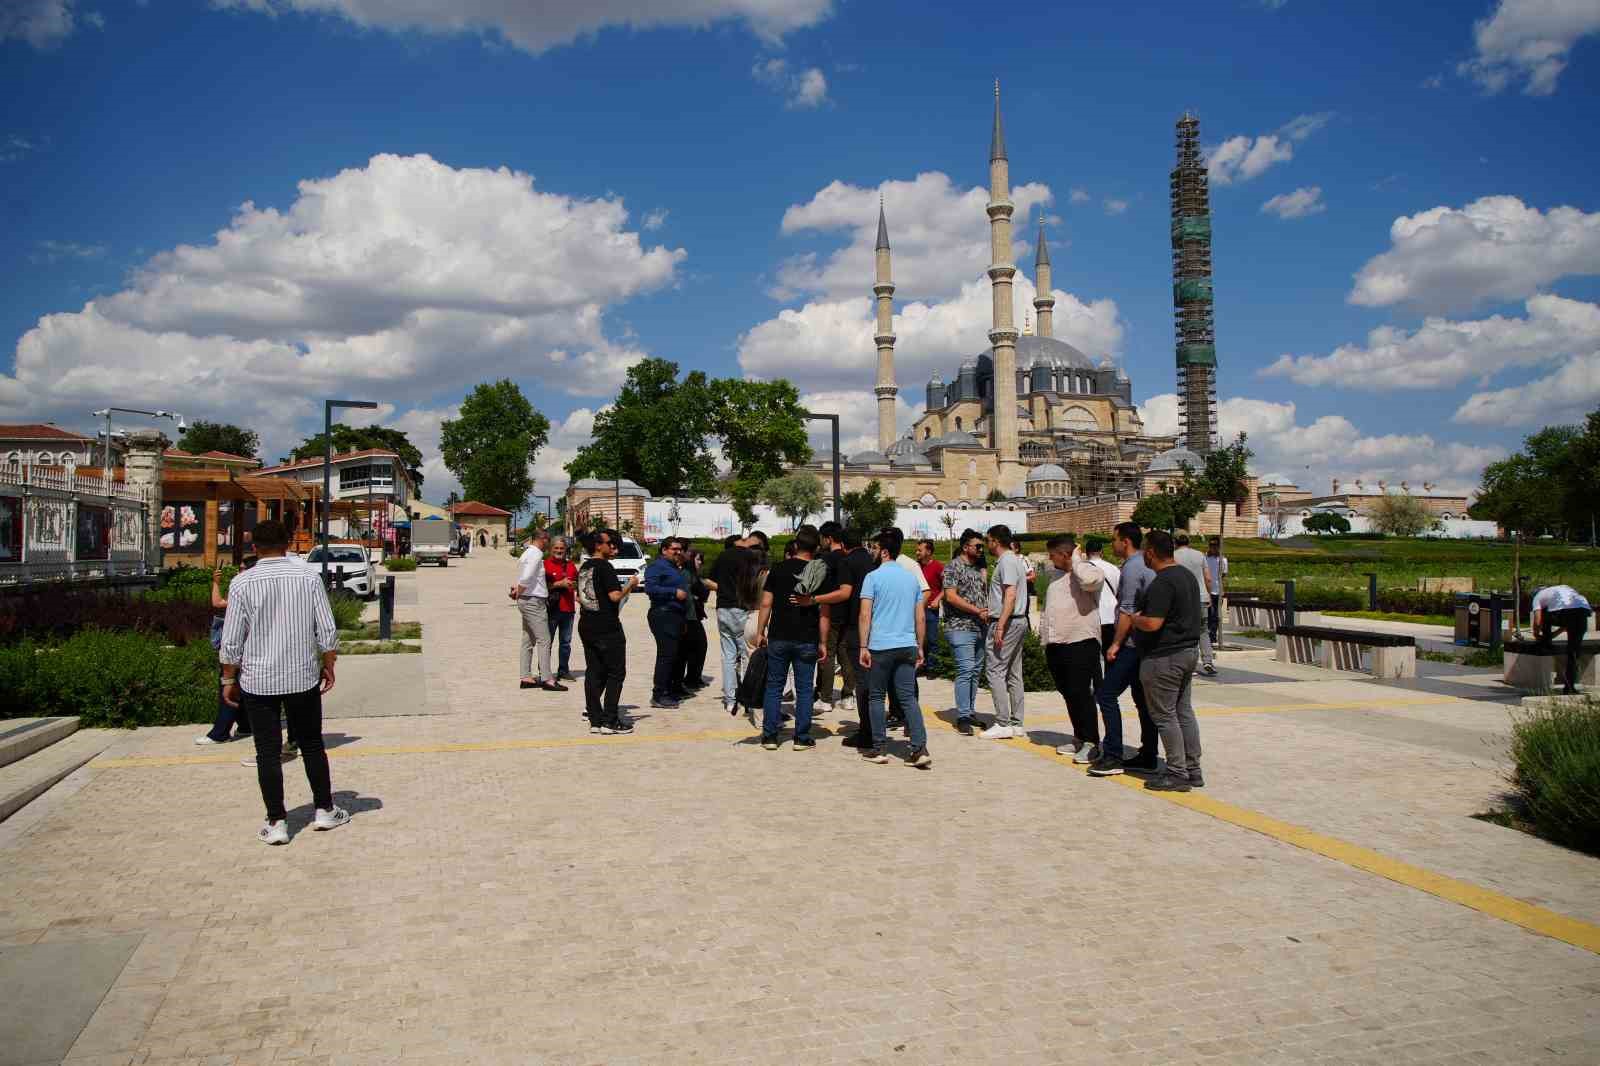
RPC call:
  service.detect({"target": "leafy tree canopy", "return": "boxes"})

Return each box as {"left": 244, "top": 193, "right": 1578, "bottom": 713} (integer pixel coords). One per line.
{"left": 1368, "top": 493, "right": 1442, "bottom": 537}
{"left": 293, "top": 424, "right": 426, "bottom": 490}
{"left": 1192, "top": 433, "right": 1254, "bottom": 549}
{"left": 1303, "top": 511, "right": 1351, "bottom": 535}
{"left": 1472, "top": 413, "right": 1600, "bottom": 540}
{"left": 440, "top": 379, "right": 551, "bottom": 514}
{"left": 1133, "top": 470, "right": 1206, "bottom": 532}
{"left": 840, "top": 479, "right": 899, "bottom": 540}
{"left": 177, "top": 420, "right": 259, "bottom": 459}
{"left": 761, "top": 473, "right": 825, "bottom": 530}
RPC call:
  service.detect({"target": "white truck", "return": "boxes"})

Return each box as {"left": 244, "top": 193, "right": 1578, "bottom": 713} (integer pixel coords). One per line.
{"left": 411, "top": 518, "right": 454, "bottom": 566}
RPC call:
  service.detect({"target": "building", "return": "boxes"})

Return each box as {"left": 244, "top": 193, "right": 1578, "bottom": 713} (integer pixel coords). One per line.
{"left": 255, "top": 449, "right": 414, "bottom": 541}
{"left": 162, "top": 448, "right": 260, "bottom": 473}
{"left": 1261, "top": 480, "right": 1471, "bottom": 522}
{"left": 0, "top": 423, "right": 124, "bottom": 470}
{"left": 452, "top": 501, "right": 512, "bottom": 548}
{"left": 565, "top": 478, "right": 648, "bottom": 535}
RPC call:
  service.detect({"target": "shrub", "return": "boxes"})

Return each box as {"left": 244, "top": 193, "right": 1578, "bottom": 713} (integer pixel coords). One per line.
{"left": 923, "top": 625, "right": 1055, "bottom": 692}
{"left": 1, "top": 630, "right": 216, "bottom": 726}
{"left": 0, "top": 589, "right": 213, "bottom": 647}
{"left": 329, "top": 590, "right": 366, "bottom": 631}
{"left": 1507, "top": 698, "right": 1600, "bottom": 853}
{"left": 383, "top": 556, "right": 418, "bottom": 571}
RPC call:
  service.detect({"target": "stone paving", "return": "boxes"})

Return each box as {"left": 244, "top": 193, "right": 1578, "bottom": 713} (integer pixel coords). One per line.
{"left": 1, "top": 552, "right": 1597, "bottom": 1065}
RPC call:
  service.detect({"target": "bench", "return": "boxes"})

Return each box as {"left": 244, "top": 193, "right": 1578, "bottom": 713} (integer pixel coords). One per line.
{"left": 1229, "top": 599, "right": 1323, "bottom": 631}
{"left": 1502, "top": 638, "right": 1600, "bottom": 692}
{"left": 1275, "top": 625, "right": 1416, "bottom": 679}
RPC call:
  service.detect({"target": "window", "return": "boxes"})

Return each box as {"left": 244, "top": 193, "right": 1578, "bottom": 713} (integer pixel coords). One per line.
{"left": 339, "top": 463, "right": 394, "bottom": 492}
{"left": 954, "top": 417, "right": 962, "bottom": 431}
{"left": 614, "top": 540, "right": 643, "bottom": 559}
{"left": 307, "top": 546, "right": 368, "bottom": 564}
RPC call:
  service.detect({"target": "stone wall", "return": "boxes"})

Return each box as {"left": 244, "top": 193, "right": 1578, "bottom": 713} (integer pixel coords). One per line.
{"left": 1027, "top": 498, "right": 1138, "bottom": 535}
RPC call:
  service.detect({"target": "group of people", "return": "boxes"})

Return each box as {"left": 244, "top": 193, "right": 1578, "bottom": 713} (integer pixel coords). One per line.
{"left": 509, "top": 528, "right": 582, "bottom": 691}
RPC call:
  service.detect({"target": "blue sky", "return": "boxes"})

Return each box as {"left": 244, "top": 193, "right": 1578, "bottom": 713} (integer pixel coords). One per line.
{"left": 4, "top": 0, "right": 1599, "bottom": 502}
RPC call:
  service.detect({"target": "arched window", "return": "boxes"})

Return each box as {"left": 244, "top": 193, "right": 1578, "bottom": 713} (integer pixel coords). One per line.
{"left": 978, "top": 482, "right": 989, "bottom": 498}
{"left": 923, "top": 427, "right": 932, "bottom": 439}
{"left": 967, "top": 458, "right": 977, "bottom": 476}
{"left": 954, "top": 416, "right": 962, "bottom": 431}
{"left": 959, "top": 480, "right": 969, "bottom": 498}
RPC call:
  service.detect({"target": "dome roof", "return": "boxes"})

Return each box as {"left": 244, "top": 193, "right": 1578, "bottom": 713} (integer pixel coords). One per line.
{"left": 986, "top": 335, "right": 1095, "bottom": 372}
{"left": 848, "top": 449, "right": 886, "bottom": 464}
{"left": 885, "top": 436, "right": 923, "bottom": 456}
{"left": 1147, "top": 446, "right": 1203, "bottom": 473}
{"left": 1026, "top": 462, "right": 1069, "bottom": 482}
{"left": 932, "top": 430, "right": 982, "bottom": 448}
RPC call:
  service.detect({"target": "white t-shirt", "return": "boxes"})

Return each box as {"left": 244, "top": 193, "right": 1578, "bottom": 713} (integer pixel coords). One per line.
{"left": 895, "top": 553, "right": 931, "bottom": 593}
{"left": 1089, "top": 556, "right": 1121, "bottom": 626}
{"left": 516, "top": 545, "right": 548, "bottom": 599}
{"left": 1533, "top": 585, "right": 1591, "bottom": 613}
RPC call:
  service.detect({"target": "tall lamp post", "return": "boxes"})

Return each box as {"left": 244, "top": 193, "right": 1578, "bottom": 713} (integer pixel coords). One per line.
{"left": 802, "top": 412, "right": 842, "bottom": 525}
{"left": 92, "top": 407, "right": 185, "bottom": 477}
{"left": 530, "top": 494, "right": 551, "bottom": 544}
{"left": 321, "top": 399, "right": 378, "bottom": 584}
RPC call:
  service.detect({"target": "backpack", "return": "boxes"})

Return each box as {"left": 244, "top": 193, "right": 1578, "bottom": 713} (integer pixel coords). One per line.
{"left": 733, "top": 646, "right": 769, "bottom": 716}
{"left": 795, "top": 557, "right": 829, "bottom": 596}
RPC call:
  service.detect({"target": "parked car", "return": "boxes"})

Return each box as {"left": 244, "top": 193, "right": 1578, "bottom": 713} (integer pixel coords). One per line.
{"left": 306, "top": 543, "right": 377, "bottom": 597}
{"left": 607, "top": 536, "right": 648, "bottom": 581}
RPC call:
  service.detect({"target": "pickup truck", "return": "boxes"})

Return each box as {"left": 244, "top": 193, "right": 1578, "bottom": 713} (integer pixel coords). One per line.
{"left": 411, "top": 519, "right": 454, "bottom": 566}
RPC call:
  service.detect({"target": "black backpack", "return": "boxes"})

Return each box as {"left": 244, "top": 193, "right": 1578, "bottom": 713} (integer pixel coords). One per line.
{"left": 733, "top": 646, "right": 769, "bottom": 715}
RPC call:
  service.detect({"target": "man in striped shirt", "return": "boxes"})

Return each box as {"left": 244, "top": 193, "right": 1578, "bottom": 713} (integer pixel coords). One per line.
{"left": 221, "top": 519, "right": 350, "bottom": 845}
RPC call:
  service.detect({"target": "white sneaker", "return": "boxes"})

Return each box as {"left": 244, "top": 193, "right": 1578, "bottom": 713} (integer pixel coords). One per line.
{"left": 313, "top": 806, "right": 350, "bottom": 831}
{"left": 1073, "top": 743, "right": 1100, "bottom": 765}
{"left": 814, "top": 700, "right": 833, "bottom": 714}
{"left": 195, "top": 734, "right": 224, "bottom": 745}
{"left": 257, "top": 820, "right": 289, "bottom": 845}
{"left": 1055, "top": 741, "right": 1079, "bottom": 755}
{"left": 240, "top": 750, "right": 299, "bottom": 767}
{"left": 840, "top": 695, "right": 856, "bottom": 711}
{"left": 980, "top": 724, "right": 1016, "bottom": 739}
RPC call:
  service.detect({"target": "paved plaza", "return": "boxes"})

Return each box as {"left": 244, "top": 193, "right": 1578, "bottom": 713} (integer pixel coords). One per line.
{"left": 2, "top": 552, "right": 1598, "bottom": 1066}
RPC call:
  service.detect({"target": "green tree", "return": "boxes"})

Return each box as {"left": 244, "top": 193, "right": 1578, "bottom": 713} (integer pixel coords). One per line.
{"left": 712, "top": 378, "right": 811, "bottom": 523}
{"left": 1132, "top": 475, "right": 1205, "bottom": 533}
{"left": 1472, "top": 415, "right": 1600, "bottom": 540}
{"left": 761, "top": 473, "right": 825, "bottom": 530}
{"left": 985, "top": 488, "right": 1008, "bottom": 503}
{"left": 1303, "top": 511, "right": 1351, "bottom": 535}
{"left": 1194, "top": 433, "right": 1253, "bottom": 554}
{"left": 444, "top": 490, "right": 461, "bottom": 509}
{"left": 840, "top": 480, "right": 898, "bottom": 538}
{"left": 439, "top": 380, "right": 551, "bottom": 513}
{"left": 177, "top": 420, "right": 259, "bottom": 459}
{"left": 1369, "top": 493, "right": 1442, "bottom": 537}
{"left": 293, "top": 424, "right": 427, "bottom": 489}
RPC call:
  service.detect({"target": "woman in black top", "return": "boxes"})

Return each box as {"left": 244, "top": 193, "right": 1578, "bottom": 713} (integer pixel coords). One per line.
{"left": 577, "top": 529, "right": 637, "bottom": 733}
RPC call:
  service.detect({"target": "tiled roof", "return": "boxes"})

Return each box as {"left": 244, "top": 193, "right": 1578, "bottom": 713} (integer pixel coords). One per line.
{"left": 0, "top": 423, "right": 94, "bottom": 441}
{"left": 452, "top": 501, "right": 513, "bottom": 517}
{"left": 255, "top": 449, "right": 400, "bottom": 474}
{"left": 165, "top": 448, "right": 258, "bottom": 462}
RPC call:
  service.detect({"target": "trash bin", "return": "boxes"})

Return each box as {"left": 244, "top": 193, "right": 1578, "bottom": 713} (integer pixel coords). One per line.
{"left": 1454, "top": 593, "right": 1505, "bottom": 648}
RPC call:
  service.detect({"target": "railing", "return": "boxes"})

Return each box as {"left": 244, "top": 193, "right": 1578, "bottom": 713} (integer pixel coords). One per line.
{"left": 0, "top": 463, "right": 151, "bottom": 587}
{"left": 1029, "top": 489, "right": 1140, "bottom": 514}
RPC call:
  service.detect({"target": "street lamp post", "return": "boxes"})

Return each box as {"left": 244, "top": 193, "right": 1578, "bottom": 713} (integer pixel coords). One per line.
{"left": 802, "top": 412, "right": 842, "bottom": 525}
{"left": 92, "top": 407, "right": 185, "bottom": 480}
{"left": 321, "top": 399, "right": 379, "bottom": 585}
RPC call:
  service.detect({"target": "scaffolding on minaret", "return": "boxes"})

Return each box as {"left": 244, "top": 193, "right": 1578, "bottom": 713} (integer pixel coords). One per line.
{"left": 1171, "top": 111, "right": 1218, "bottom": 454}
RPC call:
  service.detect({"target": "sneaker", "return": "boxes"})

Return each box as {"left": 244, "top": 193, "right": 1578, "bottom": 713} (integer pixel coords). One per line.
{"left": 650, "top": 697, "right": 680, "bottom": 709}
{"left": 1187, "top": 770, "right": 1205, "bottom": 788}
{"left": 600, "top": 720, "right": 634, "bottom": 735}
{"left": 955, "top": 717, "right": 975, "bottom": 736}
{"left": 860, "top": 747, "right": 889, "bottom": 764}
{"left": 313, "top": 806, "right": 351, "bottom": 831}
{"left": 907, "top": 746, "right": 932, "bottom": 769}
{"left": 557, "top": 671, "right": 578, "bottom": 681}
{"left": 840, "top": 696, "right": 856, "bottom": 711}
{"left": 1123, "top": 751, "right": 1160, "bottom": 772}
{"left": 589, "top": 724, "right": 603, "bottom": 734}
{"left": 1144, "top": 773, "right": 1192, "bottom": 793}
{"left": 840, "top": 732, "right": 871, "bottom": 749}
{"left": 1087, "top": 755, "right": 1125, "bottom": 777}
{"left": 1200, "top": 663, "right": 1219, "bottom": 677}
{"left": 1073, "top": 743, "right": 1100, "bottom": 765}
{"left": 194, "top": 734, "right": 226, "bottom": 745}
{"left": 1054, "top": 741, "right": 1080, "bottom": 756}
{"left": 980, "top": 723, "right": 1015, "bottom": 739}
{"left": 761, "top": 736, "right": 780, "bottom": 750}
{"left": 814, "top": 701, "right": 833, "bottom": 714}
{"left": 257, "top": 820, "right": 289, "bottom": 846}
{"left": 240, "top": 750, "right": 298, "bottom": 767}
{"left": 793, "top": 736, "right": 816, "bottom": 750}
{"left": 540, "top": 681, "right": 569, "bottom": 693}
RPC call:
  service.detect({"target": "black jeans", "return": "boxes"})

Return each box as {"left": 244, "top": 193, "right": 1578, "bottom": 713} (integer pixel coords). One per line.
{"left": 1539, "top": 608, "right": 1590, "bottom": 692}
{"left": 842, "top": 630, "right": 872, "bottom": 734}
{"left": 677, "top": 615, "right": 708, "bottom": 688}
{"left": 1208, "top": 595, "right": 1221, "bottom": 645}
{"left": 648, "top": 606, "right": 685, "bottom": 700}
{"left": 1047, "top": 639, "right": 1102, "bottom": 745}
{"left": 242, "top": 686, "right": 332, "bottom": 822}
{"left": 579, "top": 624, "right": 627, "bottom": 725}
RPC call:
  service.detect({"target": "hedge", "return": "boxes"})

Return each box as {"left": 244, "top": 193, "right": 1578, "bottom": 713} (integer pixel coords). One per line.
{"left": 0, "top": 629, "right": 216, "bottom": 727}
{"left": 1507, "top": 698, "right": 1600, "bottom": 854}
{"left": 0, "top": 590, "right": 213, "bottom": 647}
{"left": 1226, "top": 584, "right": 1464, "bottom": 616}
{"left": 383, "top": 556, "right": 418, "bottom": 571}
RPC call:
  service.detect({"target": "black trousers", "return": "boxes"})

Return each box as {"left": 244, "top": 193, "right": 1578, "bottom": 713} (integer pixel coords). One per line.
{"left": 242, "top": 686, "right": 331, "bottom": 822}
{"left": 1102, "top": 624, "right": 1155, "bottom": 757}
{"left": 648, "top": 606, "right": 685, "bottom": 700}
{"left": 1539, "top": 608, "right": 1590, "bottom": 692}
{"left": 1047, "top": 639, "right": 1103, "bottom": 744}
{"left": 579, "top": 624, "right": 627, "bottom": 725}
{"left": 842, "top": 630, "right": 872, "bottom": 734}
{"left": 677, "top": 615, "right": 708, "bottom": 688}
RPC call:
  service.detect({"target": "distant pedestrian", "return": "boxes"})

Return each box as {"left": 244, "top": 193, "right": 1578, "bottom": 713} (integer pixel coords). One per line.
{"left": 1089, "top": 522, "right": 1157, "bottom": 778}
{"left": 643, "top": 537, "right": 692, "bottom": 708}
{"left": 941, "top": 529, "right": 990, "bottom": 735}
{"left": 512, "top": 528, "right": 564, "bottom": 692}
{"left": 755, "top": 523, "right": 831, "bottom": 750}
{"left": 544, "top": 535, "right": 579, "bottom": 681}
{"left": 915, "top": 538, "right": 944, "bottom": 676}
{"left": 856, "top": 527, "right": 931, "bottom": 768}
{"left": 1130, "top": 529, "right": 1204, "bottom": 791}
{"left": 676, "top": 547, "right": 712, "bottom": 691}
{"left": 577, "top": 528, "right": 639, "bottom": 733}
{"left": 829, "top": 527, "right": 878, "bottom": 746}
{"left": 1011, "top": 536, "right": 1037, "bottom": 620}
{"left": 1039, "top": 534, "right": 1105, "bottom": 763}
{"left": 1174, "top": 533, "right": 1217, "bottom": 676}
{"left": 1532, "top": 585, "right": 1593, "bottom": 695}
{"left": 982, "top": 524, "right": 1030, "bottom": 739}
{"left": 219, "top": 519, "right": 349, "bottom": 845}
{"left": 1205, "top": 539, "right": 1228, "bottom": 648}
{"left": 197, "top": 558, "right": 288, "bottom": 750}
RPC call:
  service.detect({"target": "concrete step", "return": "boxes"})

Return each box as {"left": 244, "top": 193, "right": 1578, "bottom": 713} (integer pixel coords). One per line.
{"left": 0, "top": 728, "right": 119, "bottom": 824}
{"left": 0, "top": 716, "right": 80, "bottom": 770}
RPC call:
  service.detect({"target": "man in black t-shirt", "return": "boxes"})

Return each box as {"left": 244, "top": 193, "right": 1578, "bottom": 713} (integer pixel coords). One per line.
{"left": 576, "top": 528, "right": 639, "bottom": 733}
{"left": 754, "top": 524, "right": 832, "bottom": 749}
{"left": 1129, "top": 529, "right": 1203, "bottom": 792}
{"left": 809, "top": 521, "right": 857, "bottom": 714}
{"left": 707, "top": 534, "right": 755, "bottom": 710}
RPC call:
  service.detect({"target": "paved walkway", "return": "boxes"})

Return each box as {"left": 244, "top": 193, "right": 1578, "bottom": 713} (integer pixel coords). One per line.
{"left": 1, "top": 552, "right": 1597, "bottom": 1065}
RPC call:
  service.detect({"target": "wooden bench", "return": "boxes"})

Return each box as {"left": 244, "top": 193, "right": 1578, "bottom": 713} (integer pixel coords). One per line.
{"left": 1275, "top": 625, "right": 1416, "bottom": 679}
{"left": 1502, "top": 637, "right": 1600, "bottom": 692}
{"left": 1229, "top": 599, "right": 1323, "bottom": 630}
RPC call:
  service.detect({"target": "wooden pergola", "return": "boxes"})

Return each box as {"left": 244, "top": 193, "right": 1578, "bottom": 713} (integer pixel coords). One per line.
{"left": 159, "top": 469, "right": 325, "bottom": 568}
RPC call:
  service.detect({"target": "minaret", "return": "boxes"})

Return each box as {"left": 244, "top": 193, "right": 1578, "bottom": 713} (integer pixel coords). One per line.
{"left": 873, "top": 196, "right": 898, "bottom": 453}
{"left": 1172, "top": 111, "right": 1218, "bottom": 453}
{"left": 987, "top": 80, "right": 1023, "bottom": 495}
{"left": 1033, "top": 211, "right": 1054, "bottom": 339}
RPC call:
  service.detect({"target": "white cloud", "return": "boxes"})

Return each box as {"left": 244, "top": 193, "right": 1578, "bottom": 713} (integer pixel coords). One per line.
{"left": 642, "top": 208, "right": 669, "bottom": 230}
{"left": 1261, "top": 186, "right": 1325, "bottom": 219}
{"left": 1, "top": 153, "right": 683, "bottom": 489}
{"left": 1, "top": 136, "right": 39, "bottom": 163}
{"left": 1458, "top": 0, "right": 1600, "bottom": 96}
{"left": 32, "top": 239, "right": 107, "bottom": 262}
{"left": 1204, "top": 112, "right": 1332, "bottom": 185}
{"left": 1103, "top": 198, "right": 1129, "bottom": 216}
{"left": 1279, "top": 111, "right": 1334, "bottom": 142}
{"left": 1454, "top": 352, "right": 1600, "bottom": 426}
{"left": 1349, "top": 195, "right": 1600, "bottom": 311}
{"left": 797, "top": 390, "right": 917, "bottom": 457}
{"left": 214, "top": 0, "right": 833, "bottom": 53}
{"left": 1, "top": 0, "right": 77, "bottom": 47}
{"left": 751, "top": 57, "right": 829, "bottom": 108}
{"left": 1263, "top": 295, "right": 1600, "bottom": 390}
{"left": 1141, "top": 393, "right": 1502, "bottom": 495}
{"left": 1069, "top": 188, "right": 1091, "bottom": 204}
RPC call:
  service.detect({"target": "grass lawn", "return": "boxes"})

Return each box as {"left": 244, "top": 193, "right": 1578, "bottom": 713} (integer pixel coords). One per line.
{"left": 338, "top": 640, "right": 422, "bottom": 654}
{"left": 1324, "top": 609, "right": 1455, "bottom": 627}
{"left": 340, "top": 621, "right": 423, "bottom": 640}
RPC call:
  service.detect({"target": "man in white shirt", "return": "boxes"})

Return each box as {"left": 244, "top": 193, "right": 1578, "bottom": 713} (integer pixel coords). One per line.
{"left": 1532, "top": 585, "right": 1593, "bottom": 695}
{"left": 1204, "top": 539, "right": 1228, "bottom": 648}
{"left": 511, "top": 527, "right": 563, "bottom": 691}
{"left": 1086, "top": 536, "right": 1121, "bottom": 652}
{"left": 1174, "top": 533, "right": 1217, "bottom": 676}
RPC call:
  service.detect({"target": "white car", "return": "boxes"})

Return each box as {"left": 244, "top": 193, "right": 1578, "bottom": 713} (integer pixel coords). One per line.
{"left": 591, "top": 536, "right": 647, "bottom": 582}
{"left": 306, "top": 544, "right": 377, "bottom": 598}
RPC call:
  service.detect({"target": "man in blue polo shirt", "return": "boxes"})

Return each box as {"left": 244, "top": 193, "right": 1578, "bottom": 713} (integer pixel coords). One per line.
{"left": 856, "top": 527, "right": 931, "bottom": 768}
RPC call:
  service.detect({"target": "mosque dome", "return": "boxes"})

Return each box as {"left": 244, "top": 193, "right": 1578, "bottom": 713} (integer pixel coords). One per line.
{"left": 1147, "top": 446, "right": 1203, "bottom": 473}
{"left": 885, "top": 436, "right": 931, "bottom": 466}
{"left": 1026, "top": 462, "right": 1069, "bottom": 482}
{"left": 848, "top": 449, "right": 887, "bottom": 464}
{"left": 986, "top": 335, "right": 1095, "bottom": 371}
{"left": 933, "top": 430, "right": 982, "bottom": 447}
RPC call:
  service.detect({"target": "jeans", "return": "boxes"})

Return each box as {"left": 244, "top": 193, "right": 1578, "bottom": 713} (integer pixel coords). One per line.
{"left": 717, "top": 607, "right": 750, "bottom": 704}
{"left": 1046, "top": 639, "right": 1102, "bottom": 745}
{"left": 578, "top": 624, "right": 626, "bottom": 726}
{"left": 867, "top": 646, "right": 927, "bottom": 749}
{"left": 648, "top": 606, "right": 686, "bottom": 700}
{"left": 518, "top": 597, "right": 553, "bottom": 680}
{"left": 1139, "top": 648, "right": 1201, "bottom": 780}
{"left": 206, "top": 668, "right": 251, "bottom": 741}
{"left": 1096, "top": 639, "right": 1152, "bottom": 760}
{"left": 815, "top": 619, "right": 855, "bottom": 706}
{"left": 945, "top": 626, "right": 984, "bottom": 721}
{"left": 548, "top": 608, "right": 574, "bottom": 675}
{"left": 922, "top": 608, "right": 940, "bottom": 667}
{"left": 677, "top": 615, "right": 708, "bottom": 688}
{"left": 986, "top": 618, "right": 1030, "bottom": 728}
{"left": 762, "top": 639, "right": 817, "bottom": 741}
{"left": 242, "top": 686, "right": 332, "bottom": 822}
{"left": 1208, "top": 594, "right": 1221, "bottom": 646}
{"left": 1198, "top": 610, "right": 1214, "bottom": 668}
{"left": 842, "top": 630, "right": 872, "bottom": 736}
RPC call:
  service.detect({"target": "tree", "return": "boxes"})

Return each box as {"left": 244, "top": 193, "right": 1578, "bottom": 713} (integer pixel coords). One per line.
{"left": 444, "top": 490, "right": 461, "bottom": 509}
{"left": 1194, "top": 433, "right": 1253, "bottom": 555}
{"left": 939, "top": 512, "right": 958, "bottom": 542}
{"left": 839, "top": 480, "right": 899, "bottom": 538}
{"left": 1303, "top": 511, "right": 1351, "bottom": 535}
{"left": 1132, "top": 476, "right": 1205, "bottom": 532}
{"left": 985, "top": 488, "right": 1008, "bottom": 504}
{"left": 1368, "top": 493, "right": 1442, "bottom": 537}
{"left": 712, "top": 378, "right": 811, "bottom": 524}
{"left": 177, "top": 420, "right": 258, "bottom": 459}
{"left": 293, "top": 424, "right": 427, "bottom": 489}
{"left": 1471, "top": 413, "right": 1600, "bottom": 540}
{"left": 439, "top": 379, "right": 551, "bottom": 513}
{"left": 761, "top": 473, "right": 825, "bottom": 530}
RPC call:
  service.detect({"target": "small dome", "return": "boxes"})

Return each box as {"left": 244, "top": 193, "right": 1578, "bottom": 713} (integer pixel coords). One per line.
{"left": 885, "top": 436, "right": 923, "bottom": 457}
{"left": 1026, "top": 462, "right": 1069, "bottom": 482}
{"left": 1147, "top": 446, "right": 1203, "bottom": 473}
{"left": 848, "top": 449, "right": 887, "bottom": 464}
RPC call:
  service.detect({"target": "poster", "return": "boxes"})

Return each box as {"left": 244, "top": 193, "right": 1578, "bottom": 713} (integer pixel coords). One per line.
{"left": 26, "top": 498, "right": 68, "bottom": 552}
{"left": 160, "top": 501, "right": 204, "bottom": 552}
{"left": 111, "top": 507, "right": 142, "bottom": 553}
{"left": 217, "top": 500, "right": 258, "bottom": 549}
{"left": 76, "top": 504, "right": 111, "bottom": 560}
{"left": 0, "top": 497, "right": 19, "bottom": 562}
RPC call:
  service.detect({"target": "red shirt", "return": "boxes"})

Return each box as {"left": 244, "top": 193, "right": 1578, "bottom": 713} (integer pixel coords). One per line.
{"left": 544, "top": 558, "right": 578, "bottom": 613}
{"left": 920, "top": 559, "right": 945, "bottom": 612}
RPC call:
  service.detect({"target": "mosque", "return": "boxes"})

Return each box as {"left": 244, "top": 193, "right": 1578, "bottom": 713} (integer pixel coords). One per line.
{"left": 798, "top": 84, "right": 1256, "bottom": 534}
